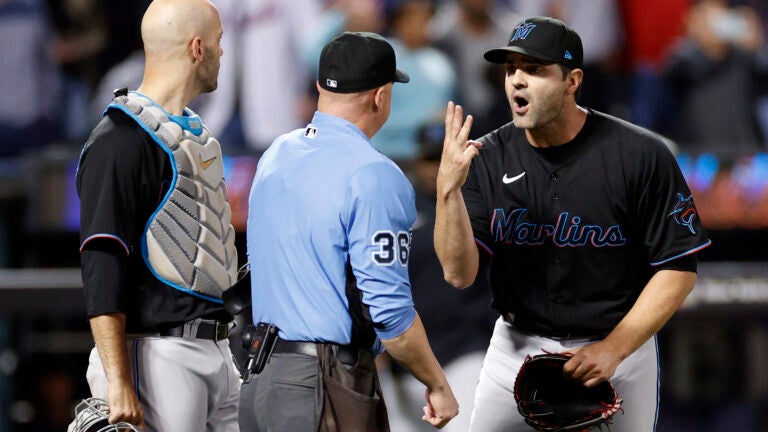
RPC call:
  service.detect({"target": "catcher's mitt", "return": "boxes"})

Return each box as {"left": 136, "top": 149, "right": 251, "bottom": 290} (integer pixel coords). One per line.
{"left": 514, "top": 353, "right": 623, "bottom": 432}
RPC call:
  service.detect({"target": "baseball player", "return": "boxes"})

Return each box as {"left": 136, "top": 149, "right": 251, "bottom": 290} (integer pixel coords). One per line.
{"left": 434, "top": 17, "right": 712, "bottom": 431}
{"left": 240, "top": 32, "right": 458, "bottom": 431}
{"left": 75, "top": 1, "right": 240, "bottom": 431}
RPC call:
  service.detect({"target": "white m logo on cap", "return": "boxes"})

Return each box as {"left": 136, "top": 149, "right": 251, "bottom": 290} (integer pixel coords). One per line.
{"left": 326, "top": 79, "right": 338, "bottom": 88}
{"left": 511, "top": 23, "right": 536, "bottom": 41}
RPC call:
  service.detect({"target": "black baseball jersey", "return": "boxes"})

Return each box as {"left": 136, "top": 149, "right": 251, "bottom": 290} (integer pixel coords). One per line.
{"left": 463, "top": 110, "right": 711, "bottom": 335}
{"left": 77, "top": 109, "right": 228, "bottom": 333}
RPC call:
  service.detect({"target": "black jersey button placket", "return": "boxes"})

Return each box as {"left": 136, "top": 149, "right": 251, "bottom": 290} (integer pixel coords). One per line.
{"left": 550, "top": 173, "right": 559, "bottom": 182}
{"left": 551, "top": 193, "right": 560, "bottom": 200}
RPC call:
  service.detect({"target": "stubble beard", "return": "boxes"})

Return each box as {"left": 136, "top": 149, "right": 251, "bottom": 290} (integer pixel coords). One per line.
{"left": 510, "top": 92, "right": 563, "bottom": 130}
{"left": 198, "top": 47, "right": 220, "bottom": 94}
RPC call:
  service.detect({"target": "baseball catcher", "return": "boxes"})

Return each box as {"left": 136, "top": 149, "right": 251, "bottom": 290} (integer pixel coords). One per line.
{"left": 514, "top": 354, "right": 623, "bottom": 431}
{"left": 67, "top": 398, "right": 143, "bottom": 432}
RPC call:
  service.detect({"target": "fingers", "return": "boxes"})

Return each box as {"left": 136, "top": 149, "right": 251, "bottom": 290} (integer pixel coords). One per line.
{"left": 444, "top": 100, "right": 455, "bottom": 128}
{"left": 443, "top": 101, "right": 478, "bottom": 160}
{"left": 422, "top": 407, "right": 450, "bottom": 428}
{"left": 107, "top": 392, "right": 144, "bottom": 426}
{"left": 563, "top": 347, "right": 616, "bottom": 387}
{"left": 421, "top": 401, "right": 447, "bottom": 428}
{"left": 108, "top": 408, "right": 144, "bottom": 426}
{"left": 570, "top": 365, "right": 605, "bottom": 387}
{"left": 458, "top": 113, "right": 473, "bottom": 143}
{"left": 583, "top": 377, "right": 604, "bottom": 388}
{"left": 445, "top": 101, "right": 463, "bottom": 132}
{"left": 444, "top": 101, "right": 472, "bottom": 144}
{"left": 421, "top": 388, "right": 459, "bottom": 429}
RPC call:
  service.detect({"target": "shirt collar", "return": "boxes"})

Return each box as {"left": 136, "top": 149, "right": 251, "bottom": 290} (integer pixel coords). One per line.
{"left": 310, "top": 111, "right": 371, "bottom": 144}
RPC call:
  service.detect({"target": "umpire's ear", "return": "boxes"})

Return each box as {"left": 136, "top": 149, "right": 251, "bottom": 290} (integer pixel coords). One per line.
{"left": 222, "top": 270, "right": 251, "bottom": 315}
{"left": 372, "top": 83, "right": 392, "bottom": 114}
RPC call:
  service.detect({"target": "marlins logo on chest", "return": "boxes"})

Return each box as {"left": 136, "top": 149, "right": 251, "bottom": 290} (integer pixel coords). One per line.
{"left": 491, "top": 208, "right": 626, "bottom": 247}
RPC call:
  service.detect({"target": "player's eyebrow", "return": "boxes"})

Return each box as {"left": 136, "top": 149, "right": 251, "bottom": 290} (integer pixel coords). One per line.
{"left": 505, "top": 54, "right": 553, "bottom": 68}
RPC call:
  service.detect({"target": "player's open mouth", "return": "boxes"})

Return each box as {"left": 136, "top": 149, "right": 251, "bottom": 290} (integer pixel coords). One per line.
{"left": 513, "top": 96, "right": 529, "bottom": 114}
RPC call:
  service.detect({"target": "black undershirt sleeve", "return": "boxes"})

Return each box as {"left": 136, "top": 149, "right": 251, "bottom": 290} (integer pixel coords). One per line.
{"left": 81, "top": 240, "right": 129, "bottom": 318}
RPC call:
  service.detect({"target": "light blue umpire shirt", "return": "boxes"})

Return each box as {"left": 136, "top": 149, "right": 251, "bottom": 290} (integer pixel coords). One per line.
{"left": 247, "top": 111, "right": 418, "bottom": 351}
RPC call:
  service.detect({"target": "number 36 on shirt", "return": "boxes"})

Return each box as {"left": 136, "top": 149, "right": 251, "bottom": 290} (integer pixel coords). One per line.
{"left": 371, "top": 230, "right": 411, "bottom": 266}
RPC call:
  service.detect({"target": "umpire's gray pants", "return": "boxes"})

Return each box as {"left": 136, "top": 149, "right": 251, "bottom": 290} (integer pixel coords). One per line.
{"left": 239, "top": 352, "right": 321, "bottom": 432}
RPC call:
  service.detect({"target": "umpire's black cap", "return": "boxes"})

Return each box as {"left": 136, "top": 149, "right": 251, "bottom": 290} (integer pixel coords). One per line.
{"left": 484, "top": 16, "right": 583, "bottom": 70}
{"left": 319, "top": 32, "right": 410, "bottom": 93}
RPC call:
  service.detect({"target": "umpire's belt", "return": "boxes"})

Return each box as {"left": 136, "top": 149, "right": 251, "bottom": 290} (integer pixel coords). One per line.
{"left": 503, "top": 313, "right": 609, "bottom": 340}
{"left": 159, "top": 318, "right": 231, "bottom": 342}
{"left": 273, "top": 338, "right": 358, "bottom": 366}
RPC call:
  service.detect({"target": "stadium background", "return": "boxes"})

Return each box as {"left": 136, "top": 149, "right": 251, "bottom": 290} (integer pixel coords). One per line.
{"left": 1, "top": 0, "right": 767, "bottom": 430}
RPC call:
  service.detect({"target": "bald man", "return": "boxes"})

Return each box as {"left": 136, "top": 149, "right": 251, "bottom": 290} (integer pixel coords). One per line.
{"left": 74, "top": 0, "right": 240, "bottom": 431}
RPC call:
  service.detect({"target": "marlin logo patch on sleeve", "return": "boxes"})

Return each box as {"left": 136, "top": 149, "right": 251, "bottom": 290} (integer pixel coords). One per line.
{"left": 668, "top": 193, "right": 698, "bottom": 234}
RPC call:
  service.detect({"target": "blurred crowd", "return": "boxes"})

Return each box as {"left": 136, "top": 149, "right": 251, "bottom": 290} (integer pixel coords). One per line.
{"left": 2, "top": 0, "right": 767, "bottom": 247}
{"left": 2, "top": 0, "right": 768, "bottom": 161}
{"left": 1, "top": 1, "right": 768, "bottom": 431}
{"left": 2, "top": 0, "right": 767, "bottom": 249}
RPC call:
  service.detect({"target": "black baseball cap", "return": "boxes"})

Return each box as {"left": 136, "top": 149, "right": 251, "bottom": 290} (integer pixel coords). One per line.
{"left": 484, "top": 16, "right": 583, "bottom": 70}
{"left": 319, "top": 32, "right": 410, "bottom": 93}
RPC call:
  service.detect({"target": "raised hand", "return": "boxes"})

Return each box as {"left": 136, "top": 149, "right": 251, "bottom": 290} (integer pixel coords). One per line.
{"left": 437, "top": 101, "right": 481, "bottom": 194}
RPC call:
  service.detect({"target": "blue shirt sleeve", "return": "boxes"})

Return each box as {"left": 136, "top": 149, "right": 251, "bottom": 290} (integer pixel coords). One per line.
{"left": 346, "top": 161, "right": 417, "bottom": 340}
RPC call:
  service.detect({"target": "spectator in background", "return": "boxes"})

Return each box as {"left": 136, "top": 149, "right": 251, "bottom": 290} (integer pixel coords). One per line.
{"left": 84, "top": 0, "right": 152, "bottom": 127}
{"left": 302, "top": 0, "right": 391, "bottom": 86}
{"left": 378, "top": 121, "right": 495, "bottom": 432}
{"left": 510, "top": 0, "right": 624, "bottom": 114}
{"left": 47, "top": 0, "right": 107, "bottom": 142}
{"left": 664, "top": 0, "right": 768, "bottom": 157}
{"left": 89, "top": 50, "right": 145, "bottom": 122}
{"left": 97, "top": 0, "right": 151, "bottom": 78}
{"left": 194, "top": 0, "right": 326, "bottom": 154}
{"left": 373, "top": 0, "right": 457, "bottom": 164}
{"left": 432, "top": 0, "right": 516, "bottom": 136}
{"left": 618, "top": 0, "right": 691, "bottom": 131}
{"left": 0, "top": 0, "right": 60, "bottom": 157}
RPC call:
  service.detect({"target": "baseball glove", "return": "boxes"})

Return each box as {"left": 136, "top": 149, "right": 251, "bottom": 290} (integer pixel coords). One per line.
{"left": 514, "top": 353, "right": 623, "bottom": 432}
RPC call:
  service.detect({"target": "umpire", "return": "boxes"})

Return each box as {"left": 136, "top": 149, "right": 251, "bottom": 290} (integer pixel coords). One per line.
{"left": 239, "top": 32, "right": 458, "bottom": 431}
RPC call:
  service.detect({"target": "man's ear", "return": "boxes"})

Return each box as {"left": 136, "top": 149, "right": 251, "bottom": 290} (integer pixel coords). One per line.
{"left": 372, "top": 86, "right": 385, "bottom": 113}
{"left": 567, "top": 68, "right": 583, "bottom": 95}
{"left": 190, "top": 36, "right": 204, "bottom": 63}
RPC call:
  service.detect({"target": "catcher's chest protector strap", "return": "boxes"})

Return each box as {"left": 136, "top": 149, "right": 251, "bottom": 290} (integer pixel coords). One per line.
{"left": 108, "top": 92, "right": 238, "bottom": 300}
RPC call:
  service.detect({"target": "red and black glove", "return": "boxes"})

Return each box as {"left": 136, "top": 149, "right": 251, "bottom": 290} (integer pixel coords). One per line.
{"left": 514, "top": 353, "right": 623, "bottom": 432}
